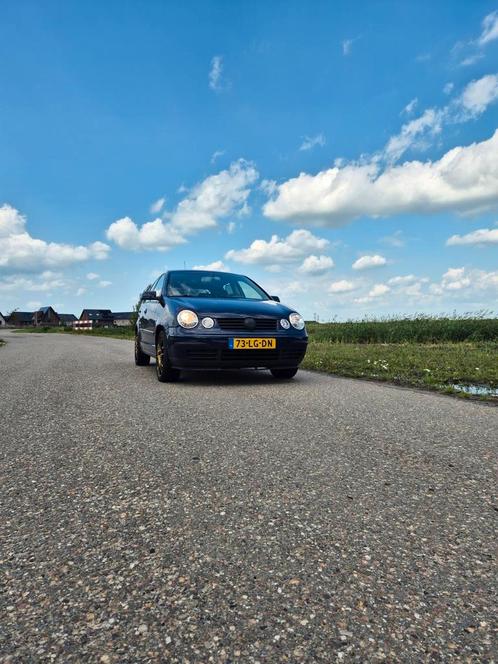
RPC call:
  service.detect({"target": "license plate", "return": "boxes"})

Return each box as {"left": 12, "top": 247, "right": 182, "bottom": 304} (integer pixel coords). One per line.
{"left": 228, "top": 338, "right": 276, "bottom": 350}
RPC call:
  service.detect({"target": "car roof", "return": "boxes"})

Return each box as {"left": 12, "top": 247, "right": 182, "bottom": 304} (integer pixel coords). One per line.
{"left": 167, "top": 269, "right": 244, "bottom": 278}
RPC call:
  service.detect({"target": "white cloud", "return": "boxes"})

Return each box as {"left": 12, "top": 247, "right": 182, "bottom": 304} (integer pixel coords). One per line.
{"left": 443, "top": 82, "right": 454, "bottom": 95}
{"left": 299, "top": 134, "right": 326, "bottom": 152}
{"left": 401, "top": 98, "right": 418, "bottom": 115}
{"left": 209, "top": 55, "right": 224, "bottom": 91}
{"left": 384, "top": 108, "right": 444, "bottom": 162}
{"left": 384, "top": 74, "right": 498, "bottom": 162}
{"left": 106, "top": 160, "right": 258, "bottom": 251}
{"left": 454, "top": 12, "right": 498, "bottom": 69}
{"left": 0, "top": 271, "right": 66, "bottom": 293}
{"left": 352, "top": 254, "right": 387, "bottom": 270}
{"left": 342, "top": 39, "right": 353, "bottom": 56}
{"left": 263, "top": 130, "right": 498, "bottom": 226}
{"left": 150, "top": 197, "right": 166, "bottom": 214}
{"left": 86, "top": 272, "right": 99, "bottom": 280}
{"left": 211, "top": 150, "right": 225, "bottom": 164}
{"left": 106, "top": 216, "right": 186, "bottom": 251}
{"left": 433, "top": 266, "right": 498, "bottom": 293}
{"left": 369, "top": 283, "right": 390, "bottom": 297}
{"left": 76, "top": 287, "right": 86, "bottom": 297}
{"left": 328, "top": 280, "right": 356, "bottom": 294}
{"left": 388, "top": 274, "right": 417, "bottom": 285}
{"left": 192, "top": 260, "right": 228, "bottom": 272}
{"left": 460, "top": 53, "right": 484, "bottom": 67}
{"left": 298, "top": 255, "right": 334, "bottom": 275}
{"left": 446, "top": 227, "right": 498, "bottom": 246}
{"left": 99, "top": 280, "right": 112, "bottom": 288}
{"left": 459, "top": 74, "right": 498, "bottom": 117}
{"left": 478, "top": 10, "right": 498, "bottom": 47}
{"left": 260, "top": 179, "right": 278, "bottom": 196}
{"left": 169, "top": 160, "right": 258, "bottom": 233}
{"left": 0, "top": 204, "right": 110, "bottom": 271}
{"left": 226, "top": 229, "right": 328, "bottom": 265}
{"left": 0, "top": 204, "right": 25, "bottom": 236}
{"left": 227, "top": 221, "right": 236, "bottom": 234}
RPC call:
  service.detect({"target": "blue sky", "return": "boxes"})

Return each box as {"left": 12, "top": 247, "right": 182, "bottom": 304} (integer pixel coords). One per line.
{"left": 1, "top": 0, "right": 497, "bottom": 320}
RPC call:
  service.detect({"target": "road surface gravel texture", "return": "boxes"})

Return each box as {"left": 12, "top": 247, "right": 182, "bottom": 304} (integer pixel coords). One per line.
{"left": 0, "top": 330, "right": 496, "bottom": 663}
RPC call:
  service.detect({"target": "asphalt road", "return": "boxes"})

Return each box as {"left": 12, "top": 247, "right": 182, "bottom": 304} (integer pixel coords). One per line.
{"left": 1, "top": 330, "right": 497, "bottom": 662}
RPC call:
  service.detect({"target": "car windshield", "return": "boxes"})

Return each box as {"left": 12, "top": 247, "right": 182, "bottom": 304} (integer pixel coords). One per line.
{"left": 166, "top": 271, "right": 269, "bottom": 300}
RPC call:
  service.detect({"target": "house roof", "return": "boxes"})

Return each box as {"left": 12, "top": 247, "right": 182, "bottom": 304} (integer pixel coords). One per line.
{"left": 79, "top": 309, "right": 113, "bottom": 320}
{"left": 113, "top": 312, "right": 134, "bottom": 319}
{"left": 59, "top": 313, "right": 77, "bottom": 322}
{"left": 10, "top": 311, "right": 34, "bottom": 322}
{"left": 37, "top": 306, "right": 54, "bottom": 314}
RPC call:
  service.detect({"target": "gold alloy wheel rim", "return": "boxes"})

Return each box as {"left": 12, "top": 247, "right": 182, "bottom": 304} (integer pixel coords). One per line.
{"left": 156, "top": 338, "right": 164, "bottom": 371}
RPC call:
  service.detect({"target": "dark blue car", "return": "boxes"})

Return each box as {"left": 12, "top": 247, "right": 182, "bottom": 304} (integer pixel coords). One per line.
{"left": 135, "top": 269, "right": 308, "bottom": 382}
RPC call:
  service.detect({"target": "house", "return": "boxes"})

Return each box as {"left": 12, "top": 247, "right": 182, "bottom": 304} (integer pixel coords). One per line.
{"left": 59, "top": 313, "right": 77, "bottom": 327}
{"left": 113, "top": 312, "right": 135, "bottom": 327}
{"left": 0, "top": 312, "right": 6, "bottom": 327}
{"left": 7, "top": 311, "right": 34, "bottom": 327}
{"left": 74, "top": 309, "right": 114, "bottom": 330}
{"left": 33, "top": 306, "right": 60, "bottom": 327}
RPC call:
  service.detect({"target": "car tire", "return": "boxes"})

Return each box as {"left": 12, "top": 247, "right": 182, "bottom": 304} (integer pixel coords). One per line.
{"left": 270, "top": 367, "right": 298, "bottom": 379}
{"left": 155, "top": 330, "right": 180, "bottom": 382}
{"left": 135, "top": 331, "right": 150, "bottom": 366}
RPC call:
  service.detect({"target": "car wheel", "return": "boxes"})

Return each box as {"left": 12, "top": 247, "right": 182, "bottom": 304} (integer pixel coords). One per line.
{"left": 155, "top": 330, "right": 180, "bottom": 382}
{"left": 270, "top": 367, "right": 298, "bottom": 379}
{"left": 135, "top": 331, "right": 150, "bottom": 366}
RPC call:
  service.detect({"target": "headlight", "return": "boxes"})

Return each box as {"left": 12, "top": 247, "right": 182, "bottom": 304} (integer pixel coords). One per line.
{"left": 289, "top": 312, "right": 305, "bottom": 330}
{"left": 201, "top": 316, "right": 215, "bottom": 329}
{"left": 177, "top": 310, "right": 199, "bottom": 329}
{"left": 280, "top": 318, "right": 290, "bottom": 329}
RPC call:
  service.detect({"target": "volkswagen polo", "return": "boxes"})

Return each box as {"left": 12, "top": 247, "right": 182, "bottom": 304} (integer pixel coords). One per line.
{"left": 135, "top": 270, "right": 308, "bottom": 382}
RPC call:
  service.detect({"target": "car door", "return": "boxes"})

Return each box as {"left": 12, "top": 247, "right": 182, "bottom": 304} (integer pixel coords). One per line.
{"left": 140, "top": 276, "right": 161, "bottom": 350}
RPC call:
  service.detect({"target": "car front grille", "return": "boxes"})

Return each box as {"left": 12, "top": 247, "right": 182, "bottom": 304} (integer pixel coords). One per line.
{"left": 216, "top": 317, "right": 278, "bottom": 331}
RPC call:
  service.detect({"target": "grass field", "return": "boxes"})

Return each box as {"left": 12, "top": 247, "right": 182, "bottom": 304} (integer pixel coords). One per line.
{"left": 304, "top": 315, "right": 497, "bottom": 398}
{"left": 305, "top": 313, "right": 498, "bottom": 343}
{"left": 11, "top": 315, "right": 498, "bottom": 399}
{"left": 301, "top": 341, "right": 497, "bottom": 397}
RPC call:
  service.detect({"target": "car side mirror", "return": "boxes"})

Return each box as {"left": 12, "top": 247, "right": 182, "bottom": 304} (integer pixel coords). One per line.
{"left": 142, "top": 290, "right": 159, "bottom": 301}
{"left": 271, "top": 295, "right": 280, "bottom": 302}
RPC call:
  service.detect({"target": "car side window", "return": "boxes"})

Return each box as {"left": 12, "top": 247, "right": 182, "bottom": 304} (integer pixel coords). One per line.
{"left": 238, "top": 279, "right": 263, "bottom": 300}
{"left": 155, "top": 274, "right": 166, "bottom": 294}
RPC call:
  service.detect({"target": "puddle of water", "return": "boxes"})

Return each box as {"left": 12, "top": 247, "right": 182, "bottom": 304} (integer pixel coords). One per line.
{"left": 451, "top": 384, "right": 498, "bottom": 397}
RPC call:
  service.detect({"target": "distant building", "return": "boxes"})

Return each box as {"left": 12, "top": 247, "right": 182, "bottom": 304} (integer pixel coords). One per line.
{"left": 0, "top": 312, "right": 6, "bottom": 327}
{"left": 59, "top": 313, "right": 77, "bottom": 327}
{"left": 75, "top": 309, "right": 114, "bottom": 330}
{"left": 113, "top": 312, "right": 135, "bottom": 327}
{"left": 7, "top": 311, "right": 34, "bottom": 327}
{"left": 33, "top": 306, "right": 60, "bottom": 327}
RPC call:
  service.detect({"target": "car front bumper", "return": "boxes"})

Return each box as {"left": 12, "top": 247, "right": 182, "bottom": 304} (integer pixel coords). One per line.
{"left": 167, "top": 332, "right": 308, "bottom": 370}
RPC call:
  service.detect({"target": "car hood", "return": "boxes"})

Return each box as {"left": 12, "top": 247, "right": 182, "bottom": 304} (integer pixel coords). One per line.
{"left": 169, "top": 297, "right": 296, "bottom": 317}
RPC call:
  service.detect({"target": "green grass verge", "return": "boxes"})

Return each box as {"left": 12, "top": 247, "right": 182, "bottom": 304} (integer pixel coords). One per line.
{"left": 306, "top": 314, "right": 498, "bottom": 343}
{"left": 301, "top": 341, "right": 498, "bottom": 398}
